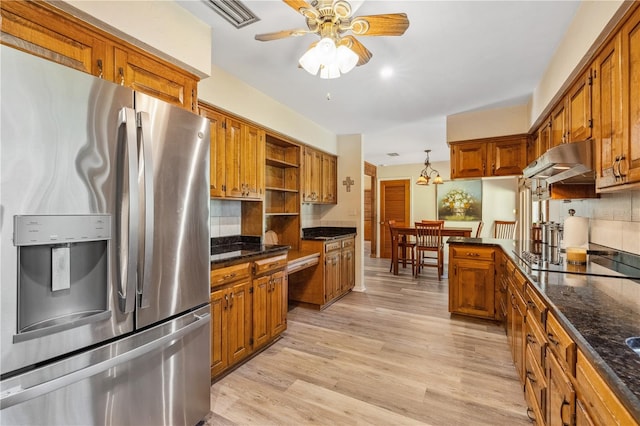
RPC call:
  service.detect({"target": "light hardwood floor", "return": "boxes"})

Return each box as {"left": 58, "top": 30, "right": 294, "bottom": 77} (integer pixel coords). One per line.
{"left": 206, "top": 254, "right": 529, "bottom": 425}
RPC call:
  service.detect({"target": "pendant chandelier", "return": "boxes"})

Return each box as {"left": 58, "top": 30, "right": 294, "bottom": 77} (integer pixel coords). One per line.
{"left": 416, "top": 149, "right": 443, "bottom": 186}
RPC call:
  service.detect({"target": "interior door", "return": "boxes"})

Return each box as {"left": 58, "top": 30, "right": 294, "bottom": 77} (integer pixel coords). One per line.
{"left": 379, "top": 179, "right": 411, "bottom": 259}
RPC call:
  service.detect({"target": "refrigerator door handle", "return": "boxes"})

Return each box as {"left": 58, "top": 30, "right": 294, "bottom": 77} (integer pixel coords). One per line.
{"left": 0, "top": 312, "right": 210, "bottom": 410}
{"left": 116, "top": 107, "right": 140, "bottom": 314}
{"left": 137, "top": 111, "right": 155, "bottom": 309}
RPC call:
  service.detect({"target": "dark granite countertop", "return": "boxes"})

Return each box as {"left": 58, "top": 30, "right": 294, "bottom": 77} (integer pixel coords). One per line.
{"left": 448, "top": 237, "right": 640, "bottom": 419}
{"left": 210, "top": 236, "right": 289, "bottom": 266}
{"left": 301, "top": 226, "right": 357, "bottom": 240}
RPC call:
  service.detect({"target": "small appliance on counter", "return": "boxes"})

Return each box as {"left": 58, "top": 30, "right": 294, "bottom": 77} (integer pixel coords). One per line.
{"left": 563, "top": 209, "right": 589, "bottom": 264}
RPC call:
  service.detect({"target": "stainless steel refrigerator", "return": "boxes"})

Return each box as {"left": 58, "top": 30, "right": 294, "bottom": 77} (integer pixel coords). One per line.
{"left": 0, "top": 46, "right": 211, "bottom": 425}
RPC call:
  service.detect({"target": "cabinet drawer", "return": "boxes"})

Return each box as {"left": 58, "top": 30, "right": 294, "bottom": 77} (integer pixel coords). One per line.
{"left": 253, "top": 254, "right": 288, "bottom": 276}
{"left": 341, "top": 238, "right": 354, "bottom": 249}
{"left": 525, "top": 284, "right": 547, "bottom": 326}
{"left": 546, "top": 313, "right": 576, "bottom": 374}
{"left": 526, "top": 316, "right": 547, "bottom": 371}
{"left": 210, "top": 262, "right": 251, "bottom": 288}
{"left": 325, "top": 241, "right": 342, "bottom": 252}
{"left": 451, "top": 246, "right": 495, "bottom": 261}
{"left": 576, "top": 349, "right": 636, "bottom": 425}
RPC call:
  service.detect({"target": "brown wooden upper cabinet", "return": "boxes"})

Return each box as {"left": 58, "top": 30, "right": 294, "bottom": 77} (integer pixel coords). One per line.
{"left": 594, "top": 5, "right": 640, "bottom": 191}
{"left": 302, "top": 146, "right": 337, "bottom": 204}
{"left": 450, "top": 134, "right": 528, "bottom": 179}
{"left": 199, "top": 103, "right": 265, "bottom": 200}
{"left": 548, "top": 70, "right": 593, "bottom": 148}
{"left": 1, "top": 1, "right": 198, "bottom": 112}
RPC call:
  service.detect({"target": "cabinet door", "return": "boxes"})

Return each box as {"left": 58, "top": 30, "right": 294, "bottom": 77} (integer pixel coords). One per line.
{"left": 252, "top": 275, "right": 270, "bottom": 348}
{"left": 210, "top": 289, "right": 227, "bottom": 377}
{"left": 568, "top": 70, "right": 593, "bottom": 143}
{"left": 227, "top": 280, "right": 251, "bottom": 365}
{"left": 200, "top": 108, "right": 226, "bottom": 197}
{"left": 225, "top": 118, "right": 244, "bottom": 198}
{"left": 1, "top": 1, "right": 106, "bottom": 77}
{"left": 302, "top": 147, "right": 315, "bottom": 202}
{"left": 302, "top": 147, "right": 322, "bottom": 202}
{"left": 113, "top": 47, "right": 196, "bottom": 111}
{"left": 620, "top": 7, "right": 640, "bottom": 186}
{"left": 322, "top": 153, "right": 337, "bottom": 203}
{"left": 594, "top": 34, "right": 623, "bottom": 190}
{"left": 341, "top": 246, "right": 355, "bottom": 292}
{"left": 547, "top": 351, "right": 575, "bottom": 426}
{"left": 490, "top": 137, "right": 527, "bottom": 176}
{"left": 324, "top": 251, "right": 341, "bottom": 302}
{"left": 551, "top": 100, "right": 568, "bottom": 147}
{"left": 538, "top": 118, "right": 552, "bottom": 158}
{"left": 450, "top": 142, "right": 486, "bottom": 178}
{"left": 269, "top": 270, "right": 287, "bottom": 337}
{"left": 450, "top": 259, "right": 495, "bottom": 319}
{"left": 242, "top": 124, "right": 265, "bottom": 199}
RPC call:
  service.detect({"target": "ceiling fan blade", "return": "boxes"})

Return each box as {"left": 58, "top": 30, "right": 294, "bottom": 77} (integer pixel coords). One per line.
{"left": 283, "top": 0, "right": 319, "bottom": 20}
{"left": 255, "top": 29, "right": 311, "bottom": 41}
{"left": 339, "top": 36, "right": 372, "bottom": 66}
{"left": 347, "top": 13, "right": 410, "bottom": 36}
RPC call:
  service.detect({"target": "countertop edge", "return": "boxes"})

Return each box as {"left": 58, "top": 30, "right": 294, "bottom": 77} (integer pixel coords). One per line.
{"left": 447, "top": 237, "right": 640, "bottom": 420}
{"left": 210, "top": 246, "right": 290, "bottom": 268}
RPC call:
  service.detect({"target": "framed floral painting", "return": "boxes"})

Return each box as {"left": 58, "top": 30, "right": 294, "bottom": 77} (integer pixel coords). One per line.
{"left": 436, "top": 180, "right": 482, "bottom": 221}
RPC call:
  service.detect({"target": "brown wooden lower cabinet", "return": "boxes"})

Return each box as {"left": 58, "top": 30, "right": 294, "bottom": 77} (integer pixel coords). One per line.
{"left": 449, "top": 243, "right": 639, "bottom": 426}
{"left": 448, "top": 245, "right": 496, "bottom": 319}
{"left": 210, "top": 252, "right": 288, "bottom": 379}
{"left": 575, "top": 349, "right": 638, "bottom": 425}
{"left": 288, "top": 236, "right": 355, "bottom": 310}
{"left": 547, "top": 347, "right": 576, "bottom": 426}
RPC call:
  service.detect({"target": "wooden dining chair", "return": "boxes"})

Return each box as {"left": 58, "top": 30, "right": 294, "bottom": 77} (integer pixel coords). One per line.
{"left": 493, "top": 220, "right": 517, "bottom": 239}
{"left": 476, "top": 221, "right": 484, "bottom": 238}
{"left": 414, "top": 221, "right": 444, "bottom": 280}
{"left": 388, "top": 220, "right": 416, "bottom": 274}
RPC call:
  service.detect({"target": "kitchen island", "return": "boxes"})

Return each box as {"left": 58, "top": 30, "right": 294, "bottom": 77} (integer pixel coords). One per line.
{"left": 448, "top": 237, "right": 640, "bottom": 425}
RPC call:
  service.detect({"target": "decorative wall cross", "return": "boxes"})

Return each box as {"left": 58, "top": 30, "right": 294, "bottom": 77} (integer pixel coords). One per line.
{"left": 342, "top": 176, "right": 355, "bottom": 192}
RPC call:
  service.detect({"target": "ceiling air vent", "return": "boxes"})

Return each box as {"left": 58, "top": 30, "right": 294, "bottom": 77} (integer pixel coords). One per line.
{"left": 386, "top": 153, "right": 399, "bottom": 157}
{"left": 203, "top": 0, "right": 260, "bottom": 28}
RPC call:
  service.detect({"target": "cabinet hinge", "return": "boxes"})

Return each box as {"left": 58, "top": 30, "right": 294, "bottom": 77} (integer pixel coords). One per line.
{"left": 588, "top": 119, "right": 593, "bottom": 128}
{"left": 249, "top": 337, "right": 254, "bottom": 346}
{"left": 249, "top": 287, "right": 254, "bottom": 294}
{"left": 222, "top": 121, "right": 227, "bottom": 129}
{"left": 588, "top": 75, "right": 593, "bottom": 85}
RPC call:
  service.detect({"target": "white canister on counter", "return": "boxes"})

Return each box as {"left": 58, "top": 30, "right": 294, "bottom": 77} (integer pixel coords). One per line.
{"left": 563, "top": 209, "right": 589, "bottom": 249}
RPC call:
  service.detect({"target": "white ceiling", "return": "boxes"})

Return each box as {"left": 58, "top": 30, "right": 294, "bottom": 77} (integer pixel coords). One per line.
{"left": 177, "top": 0, "right": 580, "bottom": 165}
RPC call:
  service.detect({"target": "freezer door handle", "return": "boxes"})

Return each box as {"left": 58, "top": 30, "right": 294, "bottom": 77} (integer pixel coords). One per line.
{"left": 116, "top": 107, "right": 140, "bottom": 314}
{"left": 0, "top": 312, "right": 210, "bottom": 410}
{"left": 137, "top": 111, "right": 155, "bottom": 309}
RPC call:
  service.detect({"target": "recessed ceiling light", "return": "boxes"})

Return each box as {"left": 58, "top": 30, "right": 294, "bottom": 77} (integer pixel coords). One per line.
{"left": 380, "top": 66, "right": 394, "bottom": 79}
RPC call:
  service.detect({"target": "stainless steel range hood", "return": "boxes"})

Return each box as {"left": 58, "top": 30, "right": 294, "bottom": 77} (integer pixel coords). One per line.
{"left": 523, "top": 139, "right": 595, "bottom": 184}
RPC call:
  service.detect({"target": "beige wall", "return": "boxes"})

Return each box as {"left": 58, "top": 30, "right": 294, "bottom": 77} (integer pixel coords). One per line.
{"left": 447, "top": 104, "right": 529, "bottom": 142}
{"left": 198, "top": 66, "right": 337, "bottom": 154}
{"left": 60, "top": 0, "right": 212, "bottom": 77}
{"left": 529, "top": 0, "right": 625, "bottom": 126}
{"left": 376, "top": 162, "right": 517, "bottom": 263}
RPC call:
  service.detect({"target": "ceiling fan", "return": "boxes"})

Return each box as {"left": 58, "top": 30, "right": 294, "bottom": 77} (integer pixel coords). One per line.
{"left": 254, "top": 0, "right": 410, "bottom": 79}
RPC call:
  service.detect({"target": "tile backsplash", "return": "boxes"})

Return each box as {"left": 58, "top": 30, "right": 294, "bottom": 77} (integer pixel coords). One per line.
{"left": 210, "top": 199, "right": 241, "bottom": 237}
{"left": 549, "top": 189, "right": 640, "bottom": 254}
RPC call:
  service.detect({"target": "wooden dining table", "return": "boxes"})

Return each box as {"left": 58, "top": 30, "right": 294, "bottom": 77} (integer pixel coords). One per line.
{"left": 390, "top": 226, "right": 473, "bottom": 275}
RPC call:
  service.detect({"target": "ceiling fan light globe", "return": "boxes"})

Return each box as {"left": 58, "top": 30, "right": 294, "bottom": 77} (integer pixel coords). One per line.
{"left": 320, "top": 63, "right": 341, "bottom": 79}
{"left": 299, "top": 49, "right": 321, "bottom": 75}
{"left": 316, "top": 37, "right": 337, "bottom": 62}
{"left": 336, "top": 45, "right": 358, "bottom": 73}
